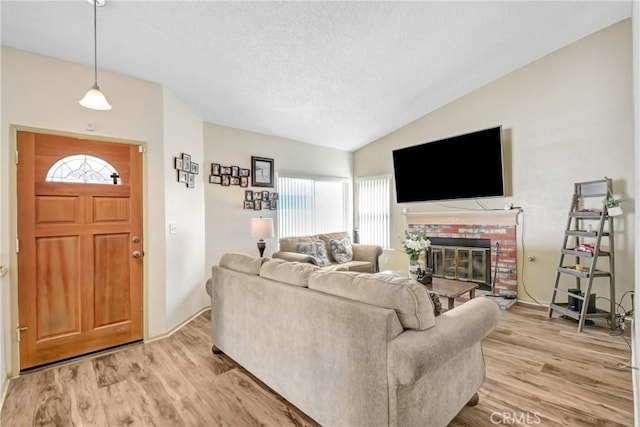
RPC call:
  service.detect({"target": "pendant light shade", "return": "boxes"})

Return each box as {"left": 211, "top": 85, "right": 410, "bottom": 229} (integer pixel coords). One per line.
{"left": 80, "top": 0, "right": 111, "bottom": 110}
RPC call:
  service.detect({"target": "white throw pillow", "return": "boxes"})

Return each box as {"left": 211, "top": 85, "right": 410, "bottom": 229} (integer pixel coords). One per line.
{"left": 295, "top": 240, "right": 331, "bottom": 266}
{"left": 329, "top": 235, "right": 353, "bottom": 264}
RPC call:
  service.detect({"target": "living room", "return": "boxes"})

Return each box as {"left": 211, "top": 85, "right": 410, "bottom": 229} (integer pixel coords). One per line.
{"left": 0, "top": 1, "right": 639, "bottom": 426}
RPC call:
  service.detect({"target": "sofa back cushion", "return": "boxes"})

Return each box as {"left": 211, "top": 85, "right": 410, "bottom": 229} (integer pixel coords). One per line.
{"left": 260, "top": 258, "right": 321, "bottom": 287}
{"left": 279, "top": 234, "right": 320, "bottom": 253}
{"left": 308, "top": 271, "right": 436, "bottom": 331}
{"left": 219, "top": 252, "right": 266, "bottom": 275}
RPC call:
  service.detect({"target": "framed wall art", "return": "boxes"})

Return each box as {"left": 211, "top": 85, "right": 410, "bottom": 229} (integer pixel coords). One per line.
{"left": 174, "top": 153, "right": 199, "bottom": 188}
{"left": 251, "top": 156, "right": 274, "bottom": 187}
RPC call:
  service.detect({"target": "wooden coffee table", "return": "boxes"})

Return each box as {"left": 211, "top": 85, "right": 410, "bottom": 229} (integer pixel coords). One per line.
{"left": 379, "top": 271, "right": 478, "bottom": 310}
{"left": 426, "top": 277, "right": 478, "bottom": 310}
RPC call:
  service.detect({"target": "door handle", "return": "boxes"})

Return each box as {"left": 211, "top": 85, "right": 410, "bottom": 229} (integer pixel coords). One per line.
{"left": 132, "top": 251, "right": 142, "bottom": 259}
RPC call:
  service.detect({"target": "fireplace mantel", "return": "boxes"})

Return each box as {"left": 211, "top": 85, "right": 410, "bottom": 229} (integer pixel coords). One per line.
{"left": 403, "top": 209, "right": 520, "bottom": 226}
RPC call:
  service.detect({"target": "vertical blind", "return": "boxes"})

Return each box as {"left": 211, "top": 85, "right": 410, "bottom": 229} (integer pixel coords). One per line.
{"left": 278, "top": 176, "right": 347, "bottom": 238}
{"left": 356, "top": 175, "right": 391, "bottom": 248}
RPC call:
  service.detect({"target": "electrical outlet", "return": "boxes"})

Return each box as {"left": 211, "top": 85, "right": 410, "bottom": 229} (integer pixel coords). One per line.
{"left": 384, "top": 256, "right": 389, "bottom": 265}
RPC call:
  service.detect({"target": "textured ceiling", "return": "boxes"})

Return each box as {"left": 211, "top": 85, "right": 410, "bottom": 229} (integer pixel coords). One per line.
{"left": 0, "top": 1, "right": 633, "bottom": 151}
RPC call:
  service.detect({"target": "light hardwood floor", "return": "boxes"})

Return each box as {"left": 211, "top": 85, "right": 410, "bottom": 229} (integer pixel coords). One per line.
{"left": 1, "top": 303, "right": 634, "bottom": 426}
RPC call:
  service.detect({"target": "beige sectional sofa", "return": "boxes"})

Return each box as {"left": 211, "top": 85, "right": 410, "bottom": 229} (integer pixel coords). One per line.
{"left": 207, "top": 253, "right": 502, "bottom": 427}
{"left": 273, "top": 231, "right": 383, "bottom": 272}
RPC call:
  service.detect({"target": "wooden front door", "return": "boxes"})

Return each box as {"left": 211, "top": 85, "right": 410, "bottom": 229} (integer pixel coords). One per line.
{"left": 17, "top": 131, "right": 143, "bottom": 370}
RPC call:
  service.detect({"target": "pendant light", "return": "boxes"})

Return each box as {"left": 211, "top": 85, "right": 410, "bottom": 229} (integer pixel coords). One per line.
{"left": 79, "top": 0, "right": 111, "bottom": 110}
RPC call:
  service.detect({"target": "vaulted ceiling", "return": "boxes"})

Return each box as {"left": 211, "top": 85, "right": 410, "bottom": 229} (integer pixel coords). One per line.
{"left": 1, "top": 1, "right": 633, "bottom": 151}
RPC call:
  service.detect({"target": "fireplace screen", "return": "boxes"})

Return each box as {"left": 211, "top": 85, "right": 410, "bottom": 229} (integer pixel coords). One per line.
{"left": 430, "top": 245, "right": 490, "bottom": 287}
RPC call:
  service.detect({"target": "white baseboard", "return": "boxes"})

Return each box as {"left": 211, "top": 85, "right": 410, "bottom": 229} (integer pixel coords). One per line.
{"left": 145, "top": 305, "right": 211, "bottom": 344}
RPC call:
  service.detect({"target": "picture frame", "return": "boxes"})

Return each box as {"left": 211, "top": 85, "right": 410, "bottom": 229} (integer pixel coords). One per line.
{"left": 183, "top": 153, "right": 191, "bottom": 172}
{"left": 262, "top": 200, "right": 271, "bottom": 210}
{"left": 221, "top": 166, "right": 232, "bottom": 175}
{"left": 191, "top": 162, "right": 199, "bottom": 174}
{"left": 244, "top": 201, "right": 255, "bottom": 210}
{"left": 254, "top": 200, "right": 262, "bottom": 210}
{"left": 240, "top": 177, "right": 249, "bottom": 187}
{"left": 230, "top": 177, "right": 240, "bottom": 185}
{"left": 245, "top": 190, "right": 253, "bottom": 201}
{"left": 175, "top": 157, "right": 183, "bottom": 170}
{"left": 187, "top": 173, "right": 195, "bottom": 188}
{"left": 270, "top": 200, "right": 278, "bottom": 210}
{"left": 262, "top": 191, "right": 269, "bottom": 201}
{"left": 251, "top": 156, "right": 274, "bottom": 187}
{"left": 178, "top": 170, "right": 188, "bottom": 183}
{"left": 209, "top": 175, "right": 222, "bottom": 184}
{"left": 240, "top": 168, "right": 250, "bottom": 177}
{"left": 254, "top": 191, "right": 262, "bottom": 201}
{"left": 211, "top": 163, "right": 221, "bottom": 175}
{"left": 221, "top": 175, "right": 230, "bottom": 186}
{"left": 270, "top": 192, "right": 278, "bottom": 200}
{"left": 231, "top": 166, "right": 239, "bottom": 177}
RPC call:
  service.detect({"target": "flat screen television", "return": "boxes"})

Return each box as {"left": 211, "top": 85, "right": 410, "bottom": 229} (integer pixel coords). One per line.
{"left": 392, "top": 126, "right": 505, "bottom": 203}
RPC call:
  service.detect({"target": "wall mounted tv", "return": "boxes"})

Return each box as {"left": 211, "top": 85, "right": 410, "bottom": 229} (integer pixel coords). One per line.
{"left": 392, "top": 126, "right": 505, "bottom": 203}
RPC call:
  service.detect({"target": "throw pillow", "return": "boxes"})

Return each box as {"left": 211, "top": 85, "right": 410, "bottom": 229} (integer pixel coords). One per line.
{"left": 426, "top": 290, "right": 443, "bottom": 316}
{"left": 329, "top": 235, "right": 353, "bottom": 264}
{"left": 295, "top": 240, "right": 331, "bottom": 267}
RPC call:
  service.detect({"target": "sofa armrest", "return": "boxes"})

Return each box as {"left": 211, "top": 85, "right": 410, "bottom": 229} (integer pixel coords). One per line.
{"left": 388, "top": 297, "right": 501, "bottom": 386}
{"left": 272, "top": 251, "right": 318, "bottom": 265}
{"left": 352, "top": 244, "right": 383, "bottom": 272}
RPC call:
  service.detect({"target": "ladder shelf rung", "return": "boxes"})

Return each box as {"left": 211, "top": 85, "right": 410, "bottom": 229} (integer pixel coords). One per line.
{"left": 565, "top": 230, "right": 609, "bottom": 238}
{"left": 560, "top": 249, "right": 610, "bottom": 258}
{"left": 551, "top": 288, "right": 584, "bottom": 299}
{"left": 549, "top": 303, "right": 611, "bottom": 320}
{"left": 569, "top": 211, "right": 604, "bottom": 219}
{"left": 557, "top": 266, "right": 611, "bottom": 278}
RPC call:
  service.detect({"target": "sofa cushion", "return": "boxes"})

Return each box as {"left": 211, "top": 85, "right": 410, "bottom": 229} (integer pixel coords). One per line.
{"left": 219, "top": 252, "right": 266, "bottom": 275}
{"left": 295, "top": 240, "right": 331, "bottom": 267}
{"left": 260, "top": 258, "right": 321, "bottom": 287}
{"left": 279, "top": 234, "right": 319, "bottom": 253}
{"left": 308, "top": 271, "right": 436, "bottom": 331}
{"left": 318, "top": 231, "right": 348, "bottom": 263}
{"left": 329, "top": 235, "right": 353, "bottom": 263}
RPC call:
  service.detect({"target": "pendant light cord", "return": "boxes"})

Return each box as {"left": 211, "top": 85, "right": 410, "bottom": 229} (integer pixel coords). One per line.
{"left": 93, "top": 0, "right": 98, "bottom": 85}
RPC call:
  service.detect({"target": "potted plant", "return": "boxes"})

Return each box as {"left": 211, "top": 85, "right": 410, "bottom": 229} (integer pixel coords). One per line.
{"left": 606, "top": 195, "right": 623, "bottom": 217}
{"left": 401, "top": 230, "right": 431, "bottom": 279}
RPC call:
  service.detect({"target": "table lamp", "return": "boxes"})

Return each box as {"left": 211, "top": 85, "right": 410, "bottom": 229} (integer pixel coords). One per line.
{"left": 251, "top": 217, "right": 274, "bottom": 257}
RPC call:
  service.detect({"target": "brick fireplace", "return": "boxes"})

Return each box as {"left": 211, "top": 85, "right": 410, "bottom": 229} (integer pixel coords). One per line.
{"left": 405, "top": 210, "right": 518, "bottom": 294}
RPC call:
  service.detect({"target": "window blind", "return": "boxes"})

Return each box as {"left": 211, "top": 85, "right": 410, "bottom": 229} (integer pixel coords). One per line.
{"left": 356, "top": 175, "right": 391, "bottom": 248}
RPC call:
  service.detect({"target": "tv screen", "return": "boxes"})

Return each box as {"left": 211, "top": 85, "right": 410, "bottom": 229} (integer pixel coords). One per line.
{"left": 392, "top": 126, "right": 505, "bottom": 203}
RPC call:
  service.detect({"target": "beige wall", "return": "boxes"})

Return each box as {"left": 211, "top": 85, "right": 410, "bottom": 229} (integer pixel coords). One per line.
{"left": 355, "top": 19, "right": 635, "bottom": 309}
{"left": 162, "top": 88, "right": 208, "bottom": 331}
{"left": 203, "top": 122, "right": 353, "bottom": 271}
{"left": 0, "top": 47, "right": 205, "bottom": 378}
{"left": 632, "top": 2, "right": 639, "bottom": 423}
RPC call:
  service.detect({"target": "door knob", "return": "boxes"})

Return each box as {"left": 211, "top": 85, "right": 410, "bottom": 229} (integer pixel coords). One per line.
{"left": 132, "top": 251, "right": 142, "bottom": 258}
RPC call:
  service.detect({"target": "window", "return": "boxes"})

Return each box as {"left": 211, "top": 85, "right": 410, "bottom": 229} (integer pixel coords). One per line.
{"left": 356, "top": 175, "right": 391, "bottom": 248}
{"left": 46, "top": 154, "right": 119, "bottom": 185}
{"left": 278, "top": 175, "right": 348, "bottom": 238}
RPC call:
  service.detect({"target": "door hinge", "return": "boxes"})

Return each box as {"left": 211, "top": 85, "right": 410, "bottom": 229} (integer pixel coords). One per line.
{"left": 16, "top": 326, "right": 28, "bottom": 342}
{"left": 138, "top": 146, "right": 145, "bottom": 153}
{"left": 15, "top": 239, "right": 19, "bottom": 253}
{"left": 15, "top": 150, "right": 18, "bottom": 165}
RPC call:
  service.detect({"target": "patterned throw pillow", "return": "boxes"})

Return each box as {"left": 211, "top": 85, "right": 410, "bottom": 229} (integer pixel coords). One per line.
{"left": 295, "top": 241, "right": 331, "bottom": 267}
{"left": 329, "top": 236, "right": 353, "bottom": 264}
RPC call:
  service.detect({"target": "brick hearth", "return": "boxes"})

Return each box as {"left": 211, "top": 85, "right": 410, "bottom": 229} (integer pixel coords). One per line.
{"left": 405, "top": 210, "right": 519, "bottom": 293}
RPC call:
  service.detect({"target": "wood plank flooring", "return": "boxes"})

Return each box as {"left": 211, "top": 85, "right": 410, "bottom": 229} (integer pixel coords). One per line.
{"left": 1, "top": 303, "right": 634, "bottom": 426}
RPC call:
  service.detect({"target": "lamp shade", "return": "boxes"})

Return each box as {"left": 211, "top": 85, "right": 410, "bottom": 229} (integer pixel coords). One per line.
{"left": 79, "top": 84, "right": 112, "bottom": 110}
{"left": 251, "top": 217, "right": 274, "bottom": 240}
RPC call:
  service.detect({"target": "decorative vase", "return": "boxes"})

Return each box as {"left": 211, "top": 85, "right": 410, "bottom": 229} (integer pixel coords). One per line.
{"left": 409, "top": 258, "right": 420, "bottom": 280}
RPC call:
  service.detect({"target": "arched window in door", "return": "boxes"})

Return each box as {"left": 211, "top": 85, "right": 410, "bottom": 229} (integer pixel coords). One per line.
{"left": 45, "top": 154, "right": 120, "bottom": 184}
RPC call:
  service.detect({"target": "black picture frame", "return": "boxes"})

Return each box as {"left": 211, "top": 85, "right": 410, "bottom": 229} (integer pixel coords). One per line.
{"left": 245, "top": 190, "right": 253, "bottom": 201}
{"left": 209, "top": 175, "right": 222, "bottom": 184}
{"left": 231, "top": 166, "right": 239, "bottom": 177}
{"left": 211, "top": 163, "right": 221, "bottom": 175}
{"left": 251, "top": 156, "right": 274, "bottom": 188}
{"left": 221, "top": 175, "right": 230, "bottom": 186}
{"left": 240, "top": 177, "right": 249, "bottom": 187}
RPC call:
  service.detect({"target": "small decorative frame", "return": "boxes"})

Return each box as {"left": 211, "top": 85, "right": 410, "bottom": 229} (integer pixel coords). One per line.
{"left": 231, "top": 166, "right": 239, "bottom": 177}
{"left": 262, "top": 200, "right": 271, "bottom": 210}
{"left": 254, "top": 200, "right": 262, "bottom": 210}
{"left": 211, "top": 163, "right": 221, "bottom": 175}
{"left": 262, "top": 191, "right": 269, "bottom": 201}
{"left": 254, "top": 191, "right": 262, "bottom": 201}
{"left": 230, "top": 177, "right": 240, "bottom": 185}
{"left": 251, "top": 156, "right": 274, "bottom": 187}
{"left": 240, "top": 177, "right": 249, "bottom": 187}
{"left": 270, "top": 200, "right": 278, "bottom": 210}
{"left": 270, "top": 192, "right": 278, "bottom": 200}
{"left": 221, "top": 175, "right": 230, "bottom": 186}
{"left": 244, "top": 201, "right": 255, "bottom": 210}
{"left": 240, "top": 168, "right": 250, "bottom": 177}
{"left": 245, "top": 190, "right": 253, "bottom": 201}
{"left": 174, "top": 153, "right": 199, "bottom": 188}
{"left": 209, "top": 175, "right": 222, "bottom": 184}
{"left": 221, "top": 166, "right": 232, "bottom": 175}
